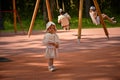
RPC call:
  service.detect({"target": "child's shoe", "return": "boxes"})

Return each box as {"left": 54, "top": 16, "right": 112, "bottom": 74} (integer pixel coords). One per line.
{"left": 48, "top": 66, "right": 55, "bottom": 72}
{"left": 112, "top": 21, "right": 117, "bottom": 24}
{"left": 111, "top": 17, "right": 115, "bottom": 20}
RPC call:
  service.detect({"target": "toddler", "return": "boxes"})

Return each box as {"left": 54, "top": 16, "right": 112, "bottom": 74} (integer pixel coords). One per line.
{"left": 43, "top": 21, "right": 60, "bottom": 72}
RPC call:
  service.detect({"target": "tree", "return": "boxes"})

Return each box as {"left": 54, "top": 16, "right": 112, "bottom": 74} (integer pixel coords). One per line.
{"left": 85, "top": 0, "right": 91, "bottom": 18}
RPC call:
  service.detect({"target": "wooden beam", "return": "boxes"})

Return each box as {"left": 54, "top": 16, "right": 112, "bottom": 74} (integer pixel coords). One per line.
{"left": 93, "top": 0, "right": 109, "bottom": 39}
{"left": 46, "top": 0, "right": 52, "bottom": 21}
{"left": 12, "top": 0, "right": 17, "bottom": 33}
{"left": 78, "top": 0, "right": 84, "bottom": 42}
{"left": 28, "top": 0, "right": 40, "bottom": 37}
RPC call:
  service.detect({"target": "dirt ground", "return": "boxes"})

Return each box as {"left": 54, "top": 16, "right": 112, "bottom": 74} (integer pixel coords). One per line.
{"left": 0, "top": 28, "right": 120, "bottom": 80}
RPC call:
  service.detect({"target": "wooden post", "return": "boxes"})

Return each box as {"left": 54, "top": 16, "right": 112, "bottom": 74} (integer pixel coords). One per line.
{"left": 28, "top": 0, "right": 40, "bottom": 37}
{"left": 46, "top": 0, "right": 52, "bottom": 21}
{"left": 93, "top": 0, "right": 109, "bottom": 39}
{"left": 78, "top": 0, "right": 84, "bottom": 43}
{"left": 12, "top": 0, "right": 17, "bottom": 33}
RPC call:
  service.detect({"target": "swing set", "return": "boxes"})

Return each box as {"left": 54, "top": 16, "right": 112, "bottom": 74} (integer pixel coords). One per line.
{"left": 28, "top": 0, "right": 109, "bottom": 41}
{"left": 0, "top": 0, "right": 25, "bottom": 34}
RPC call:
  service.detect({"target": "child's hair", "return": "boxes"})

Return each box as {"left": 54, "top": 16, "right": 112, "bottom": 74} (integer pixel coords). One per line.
{"left": 46, "top": 21, "right": 57, "bottom": 32}
{"left": 90, "top": 6, "right": 96, "bottom": 11}
{"left": 59, "top": 8, "right": 63, "bottom": 13}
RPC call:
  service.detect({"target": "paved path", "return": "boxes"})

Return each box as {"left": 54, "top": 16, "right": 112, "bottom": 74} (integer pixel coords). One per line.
{"left": 0, "top": 28, "right": 120, "bottom": 80}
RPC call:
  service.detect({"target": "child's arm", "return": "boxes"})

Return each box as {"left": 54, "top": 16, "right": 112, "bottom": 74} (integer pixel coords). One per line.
{"left": 58, "top": 16, "right": 61, "bottom": 23}
{"left": 48, "top": 42, "right": 59, "bottom": 48}
{"left": 55, "top": 42, "right": 59, "bottom": 48}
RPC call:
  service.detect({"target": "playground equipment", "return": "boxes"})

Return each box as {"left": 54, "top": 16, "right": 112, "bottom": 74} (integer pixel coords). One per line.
{"left": 28, "top": 0, "right": 109, "bottom": 41}
{"left": 0, "top": 0, "right": 25, "bottom": 33}
{"left": 0, "top": 0, "right": 25, "bottom": 62}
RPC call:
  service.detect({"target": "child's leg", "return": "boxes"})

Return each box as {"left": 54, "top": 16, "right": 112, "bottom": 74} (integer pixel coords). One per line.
{"left": 102, "top": 14, "right": 116, "bottom": 23}
{"left": 67, "top": 25, "right": 70, "bottom": 30}
{"left": 48, "top": 58, "right": 55, "bottom": 71}
{"left": 48, "top": 58, "right": 54, "bottom": 67}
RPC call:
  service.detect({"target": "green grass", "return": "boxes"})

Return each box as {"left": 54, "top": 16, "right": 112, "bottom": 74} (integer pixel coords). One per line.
{"left": 1, "top": 17, "right": 120, "bottom": 32}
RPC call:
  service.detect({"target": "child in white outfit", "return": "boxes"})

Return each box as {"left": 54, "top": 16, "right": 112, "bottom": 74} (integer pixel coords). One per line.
{"left": 43, "top": 21, "right": 60, "bottom": 72}
{"left": 58, "top": 9, "right": 71, "bottom": 30}
{"left": 89, "top": 6, "right": 117, "bottom": 25}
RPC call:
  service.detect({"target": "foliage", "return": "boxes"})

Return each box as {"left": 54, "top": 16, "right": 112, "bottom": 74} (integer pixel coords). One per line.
{"left": 2, "top": 17, "right": 120, "bottom": 32}
{"left": 0, "top": 0, "right": 120, "bottom": 32}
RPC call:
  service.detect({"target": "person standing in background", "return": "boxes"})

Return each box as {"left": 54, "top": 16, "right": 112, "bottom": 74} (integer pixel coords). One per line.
{"left": 58, "top": 8, "right": 71, "bottom": 30}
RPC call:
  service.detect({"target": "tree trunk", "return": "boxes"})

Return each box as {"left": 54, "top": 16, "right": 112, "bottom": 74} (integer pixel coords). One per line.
{"left": 85, "top": 0, "right": 91, "bottom": 18}
{"left": 49, "top": 0, "right": 56, "bottom": 18}
{"left": 56, "top": 0, "right": 59, "bottom": 9}
{"left": 0, "top": 0, "right": 5, "bottom": 30}
{"left": 43, "top": 0, "right": 48, "bottom": 23}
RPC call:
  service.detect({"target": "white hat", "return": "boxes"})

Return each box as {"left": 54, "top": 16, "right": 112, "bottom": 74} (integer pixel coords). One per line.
{"left": 59, "top": 8, "right": 63, "bottom": 13}
{"left": 90, "top": 6, "right": 95, "bottom": 10}
{"left": 46, "top": 21, "right": 56, "bottom": 31}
